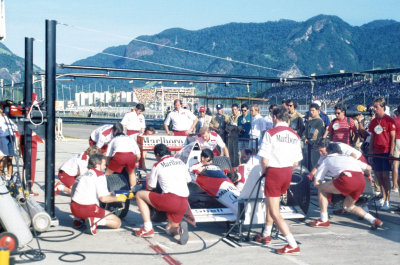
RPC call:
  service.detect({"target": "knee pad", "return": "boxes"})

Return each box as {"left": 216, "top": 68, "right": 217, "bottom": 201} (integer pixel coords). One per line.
{"left": 343, "top": 205, "right": 355, "bottom": 213}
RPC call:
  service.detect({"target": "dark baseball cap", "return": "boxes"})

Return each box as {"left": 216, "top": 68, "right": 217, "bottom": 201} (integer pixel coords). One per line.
{"left": 216, "top": 104, "right": 223, "bottom": 110}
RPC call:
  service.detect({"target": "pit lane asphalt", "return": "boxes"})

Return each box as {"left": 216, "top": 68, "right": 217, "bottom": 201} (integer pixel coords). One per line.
{"left": 17, "top": 124, "right": 400, "bottom": 265}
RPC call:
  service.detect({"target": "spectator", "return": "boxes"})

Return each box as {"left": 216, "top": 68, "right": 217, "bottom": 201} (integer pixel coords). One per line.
{"left": 286, "top": 99, "right": 305, "bottom": 137}
{"left": 323, "top": 103, "right": 358, "bottom": 145}
{"left": 368, "top": 97, "right": 395, "bottom": 210}
{"left": 264, "top": 104, "right": 277, "bottom": 131}
{"left": 303, "top": 103, "right": 325, "bottom": 170}
{"left": 210, "top": 104, "right": 229, "bottom": 143}
{"left": 226, "top": 104, "right": 241, "bottom": 167}
{"left": 249, "top": 104, "right": 267, "bottom": 152}
{"left": 237, "top": 104, "right": 252, "bottom": 153}
{"left": 196, "top": 106, "right": 212, "bottom": 133}
{"left": 392, "top": 107, "right": 400, "bottom": 193}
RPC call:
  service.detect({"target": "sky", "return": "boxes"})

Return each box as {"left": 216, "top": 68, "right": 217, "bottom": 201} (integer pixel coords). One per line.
{"left": 3, "top": 0, "right": 400, "bottom": 69}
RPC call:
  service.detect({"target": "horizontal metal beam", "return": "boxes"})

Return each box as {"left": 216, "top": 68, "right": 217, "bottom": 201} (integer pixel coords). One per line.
{"left": 58, "top": 73, "right": 251, "bottom": 85}
{"left": 58, "top": 64, "right": 312, "bottom": 82}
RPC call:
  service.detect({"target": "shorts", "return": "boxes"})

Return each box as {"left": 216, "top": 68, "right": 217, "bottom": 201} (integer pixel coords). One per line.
{"left": 372, "top": 152, "right": 391, "bottom": 171}
{"left": 394, "top": 139, "right": 400, "bottom": 158}
{"left": 70, "top": 200, "right": 106, "bottom": 219}
{"left": 333, "top": 171, "right": 365, "bottom": 201}
{"left": 149, "top": 192, "right": 188, "bottom": 223}
{"left": 0, "top": 136, "right": 15, "bottom": 156}
{"left": 58, "top": 170, "right": 77, "bottom": 188}
{"left": 264, "top": 167, "right": 292, "bottom": 197}
{"left": 173, "top": 130, "right": 188, "bottom": 136}
{"left": 107, "top": 152, "right": 137, "bottom": 173}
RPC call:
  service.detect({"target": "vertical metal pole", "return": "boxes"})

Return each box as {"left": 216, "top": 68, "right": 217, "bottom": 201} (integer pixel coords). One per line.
{"left": 24, "top": 37, "right": 33, "bottom": 191}
{"left": 45, "top": 19, "right": 56, "bottom": 218}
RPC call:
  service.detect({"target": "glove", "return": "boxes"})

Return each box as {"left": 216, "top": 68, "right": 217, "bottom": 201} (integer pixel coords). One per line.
{"left": 128, "top": 191, "right": 135, "bottom": 199}
{"left": 116, "top": 194, "right": 127, "bottom": 202}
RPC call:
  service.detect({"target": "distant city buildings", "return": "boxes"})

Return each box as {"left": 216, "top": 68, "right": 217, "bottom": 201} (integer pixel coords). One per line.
{"left": 70, "top": 86, "right": 197, "bottom": 109}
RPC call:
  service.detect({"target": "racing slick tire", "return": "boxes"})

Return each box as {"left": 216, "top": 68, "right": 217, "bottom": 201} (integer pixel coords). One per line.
{"left": 285, "top": 173, "right": 310, "bottom": 215}
{"left": 101, "top": 174, "right": 130, "bottom": 219}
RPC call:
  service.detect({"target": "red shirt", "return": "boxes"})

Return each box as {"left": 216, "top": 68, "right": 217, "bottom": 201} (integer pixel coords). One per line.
{"left": 394, "top": 116, "right": 400, "bottom": 139}
{"left": 368, "top": 115, "right": 396, "bottom": 154}
{"left": 328, "top": 116, "right": 357, "bottom": 145}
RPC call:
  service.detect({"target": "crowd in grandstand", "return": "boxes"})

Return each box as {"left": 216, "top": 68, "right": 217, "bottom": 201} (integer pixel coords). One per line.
{"left": 264, "top": 76, "right": 400, "bottom": 107}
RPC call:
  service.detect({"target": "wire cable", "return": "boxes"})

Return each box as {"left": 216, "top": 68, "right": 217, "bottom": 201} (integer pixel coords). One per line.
{"left": 57, "top": 22, "right": 286, "bottom": 73}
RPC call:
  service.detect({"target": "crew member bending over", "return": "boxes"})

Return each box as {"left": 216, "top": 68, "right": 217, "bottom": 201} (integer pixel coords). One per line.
{"left": 135, "top": 144, "right": 191, "bottom": 245}
{"left": 71, "top": 154, "right": 130, "bottom": 235}
{"left": 257, "top": 106, "right": 303, "bottom": 255}
{"left": 55, "top": 146, "right": 101, "bottom": 195}
{"left": 308, "top": 138, "right": 369, "bottom": 181}
{"left": 309, "top": 142, "right": 382, "bottom": 229}
{"left": 105, "top": 130, "right": 141, "bottom": 189}
{"left": 193, "top": 127, "right": 230, "bottom": 158}
{"left": 89, "top": 123, "right": 123, "bottom": 153}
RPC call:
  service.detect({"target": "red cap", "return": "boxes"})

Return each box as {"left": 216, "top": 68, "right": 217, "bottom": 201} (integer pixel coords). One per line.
{"left": 199, "top": 106, "right": 206, "bottom": 112}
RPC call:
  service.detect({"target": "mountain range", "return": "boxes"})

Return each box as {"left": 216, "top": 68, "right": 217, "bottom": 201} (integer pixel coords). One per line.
{"left": 1, "top": 14, "right": 400, "bottom": 98}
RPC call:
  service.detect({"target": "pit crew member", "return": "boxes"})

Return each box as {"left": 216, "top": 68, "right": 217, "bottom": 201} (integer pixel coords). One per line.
{"left": 121, "top": 103, "right": 146, "bottom": 136}
{"left": 105, "top": 130, "right": 141, "bottom": 189}
{"left": 71, "top": 153, "right": 131, "bottom": 235}
{"left": 257, "top": 106, "right": 303, "bottom": 255}
{"left": 309, "top": 142, "right": 382, "bottom": 229}
{"left": 55, "top": 146, "right": 101, "bottom": 195}
{"left": 89, "top": 123, "right": 123, "bottom": 153}
{"left": 193, "top": 127, "right": 229, "bottom": 158}
{"left": 135, "top": 144, "right": 191, "bottom": 244}
{"left": 164, "top": 99, "right": 198, "bottom": 136}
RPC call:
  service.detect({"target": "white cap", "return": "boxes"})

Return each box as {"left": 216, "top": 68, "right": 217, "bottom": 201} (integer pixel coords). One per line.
{"left": 313, "top": 100, "right": 321, "bottom": 107}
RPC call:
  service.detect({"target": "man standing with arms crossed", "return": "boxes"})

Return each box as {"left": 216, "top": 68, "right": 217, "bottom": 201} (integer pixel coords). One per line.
{"left": 256, "top": 106, "right": 303, "bottom": 255}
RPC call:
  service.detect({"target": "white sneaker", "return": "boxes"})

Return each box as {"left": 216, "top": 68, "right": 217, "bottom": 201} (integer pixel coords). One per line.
{"left": 391, "top": 188, "right": 399, "bottom": 193}
{"left": 381, "top": 201, "right": 390, "bottom": 211}
{"left": 374, "top": 199, "right": 384, "bottom": 207}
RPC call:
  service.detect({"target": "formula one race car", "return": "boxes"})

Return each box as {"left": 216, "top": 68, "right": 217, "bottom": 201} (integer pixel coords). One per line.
{"left": 173, "top": 142, "right": 311, "bottom": 226}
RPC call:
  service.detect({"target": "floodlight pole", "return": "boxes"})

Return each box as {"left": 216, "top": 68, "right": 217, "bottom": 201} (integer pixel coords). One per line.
{"left": 45, "top": 19, "right": 56, "bottom": 218}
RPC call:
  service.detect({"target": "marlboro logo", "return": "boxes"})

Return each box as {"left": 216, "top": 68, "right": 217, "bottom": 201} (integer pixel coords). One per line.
{"left": 139, "top": 136, "right": 187, "bottom": 147}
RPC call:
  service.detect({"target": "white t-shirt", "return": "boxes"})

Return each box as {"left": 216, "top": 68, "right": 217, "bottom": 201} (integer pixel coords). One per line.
{"left": 72, "top": 169, "right": 110, "bottom": 206}
{"left": 148, "top": 155, "right": 191, "bottom": 197}
{"left": 258, "top": 122, "right": 303, "bottom": 168}
{"left": 90, "top": 125, "right": 113, "bottom": 148}
{"left": 106, "top": 135, "right": 140, "bottom": 157}
{"left": 164, "top": 109, "right": 197, "bottom": 131}
{"left": 59, "top": 151, "right": 89, "bottom": 176}
{"left": 250, "top": 114, "right": 268, "bottom": 145}
{"left": 314, "top": 154, "right": 368, "bottom": 181}
{"left": 121, "top": 111, "right": 146, "bottom": 131}
{"left": 194, "top": 131, "right": 226, "bottom": 151}
{"left": 317, "top": 142, "right": 362, "bottom": 165}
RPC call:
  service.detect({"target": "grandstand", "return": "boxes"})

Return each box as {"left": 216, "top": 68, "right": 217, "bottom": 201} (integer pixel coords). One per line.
{"left": 261, "top": 70, "right": 400, "bottom": 108}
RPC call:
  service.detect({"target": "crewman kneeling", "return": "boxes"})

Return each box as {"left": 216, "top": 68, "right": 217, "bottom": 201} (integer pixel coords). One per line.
{"left": 135, "top": 144, "right": 191, "bottom": 244}
{"left": 71, "top": 153, "right": 132, "bottom": 235}
{"left": 309, "top": 142, "right": 382, "bottom": 229}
